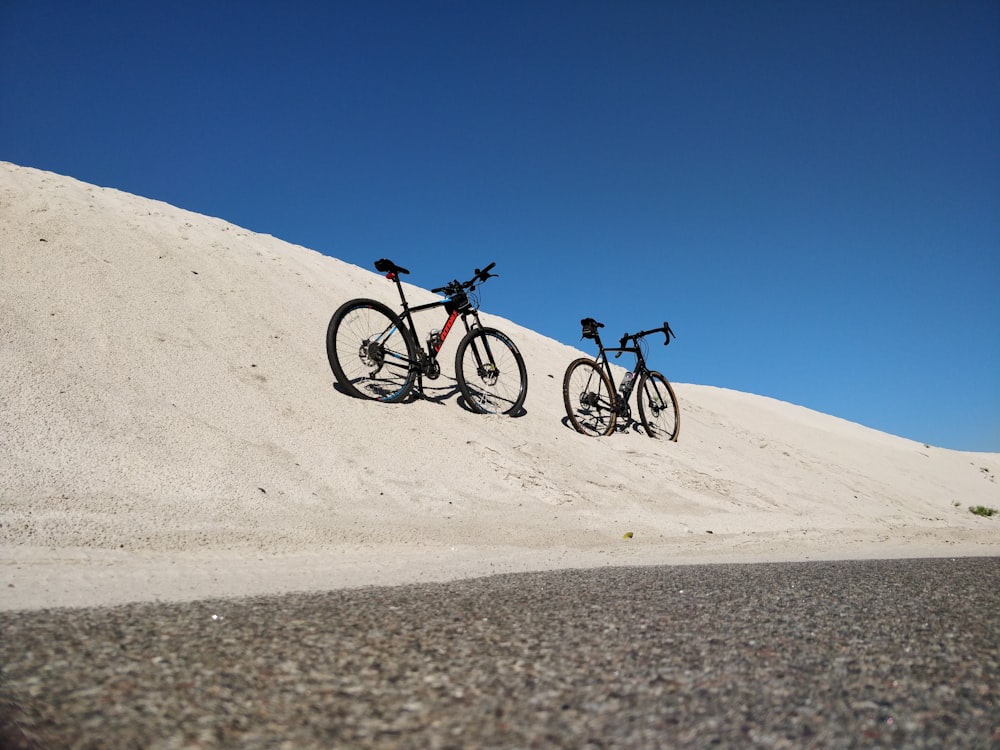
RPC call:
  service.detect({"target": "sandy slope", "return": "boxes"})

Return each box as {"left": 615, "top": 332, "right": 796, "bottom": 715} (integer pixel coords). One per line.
{"left": 2, "top": 162, "right": 997, "bottom": 610}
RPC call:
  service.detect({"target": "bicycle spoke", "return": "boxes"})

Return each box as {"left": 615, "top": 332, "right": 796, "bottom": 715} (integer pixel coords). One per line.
{"left": 563, "top": 358, "right": 616, "bottom": 436}
{"left": 327, "top": 300, "right": 417, "bottom": 402}
{"left": 637, "top": 371, "right": 680, "bottom": 440}
{"left": 456, "top": 328, "right": 528, "bottom": 415}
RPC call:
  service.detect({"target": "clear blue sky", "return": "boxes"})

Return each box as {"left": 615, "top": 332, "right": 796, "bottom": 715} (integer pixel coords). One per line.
{"left": 3, "top": 1, "right": 998, "bottom": 451}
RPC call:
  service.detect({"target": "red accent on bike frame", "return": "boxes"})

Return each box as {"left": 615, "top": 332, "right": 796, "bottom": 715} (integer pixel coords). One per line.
{"left": 436, "top": 310, "right": 460, "bottom": 352}
{"left": 386, "top": 272, "right": 396, "bottom": 281}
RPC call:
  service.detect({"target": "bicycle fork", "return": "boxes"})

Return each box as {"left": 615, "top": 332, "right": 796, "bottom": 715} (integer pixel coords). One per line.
{"left": 463, "top": 317, "right": 502, "bottom": 386}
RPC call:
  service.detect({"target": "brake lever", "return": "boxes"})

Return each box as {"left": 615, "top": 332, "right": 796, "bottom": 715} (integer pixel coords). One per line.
{"left": 615, "top": 334, "right": 629, "bottom": 358}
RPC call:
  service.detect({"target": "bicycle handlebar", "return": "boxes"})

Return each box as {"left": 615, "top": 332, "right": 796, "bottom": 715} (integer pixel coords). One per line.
{"left": 618, "top": 322, "right": 676, "bottom": 350}
{"left": 430, "top": 262, "right": 498, "bottom": 296}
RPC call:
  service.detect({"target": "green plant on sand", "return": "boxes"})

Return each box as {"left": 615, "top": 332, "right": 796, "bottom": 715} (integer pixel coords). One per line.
{"left": 968, "top": 505, "right": 997, "bottom": 518}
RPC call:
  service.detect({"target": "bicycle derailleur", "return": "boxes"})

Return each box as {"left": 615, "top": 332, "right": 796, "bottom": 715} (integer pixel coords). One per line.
{"left": 359, "top": 339, "right": 385, "bottom": 376}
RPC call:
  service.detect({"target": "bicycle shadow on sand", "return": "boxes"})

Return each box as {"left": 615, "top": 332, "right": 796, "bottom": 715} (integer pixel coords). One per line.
{"left": 330, "top": 379, "right": 527, "bottom": 418}
{"left": 559, "top": 415, "right": 645, "bottom": 435}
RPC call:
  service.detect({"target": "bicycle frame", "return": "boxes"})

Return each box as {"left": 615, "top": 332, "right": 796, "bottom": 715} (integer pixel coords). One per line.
{"left": 401, "top": 295, "right": 477, "bottom": 356}
{"left": 383, "top": 269, "right": 499, "bottom": 391}
{"left": 592, "top": 344, "right": 646, "bottom": 413}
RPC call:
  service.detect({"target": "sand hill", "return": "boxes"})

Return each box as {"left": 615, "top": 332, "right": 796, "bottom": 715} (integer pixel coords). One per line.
{"left": 2, "top": 162, "right": 996, "bottom": 610}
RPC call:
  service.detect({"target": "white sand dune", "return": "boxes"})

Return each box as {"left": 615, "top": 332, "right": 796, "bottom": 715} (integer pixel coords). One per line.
{"left": 2, "top": 162, "right": 997, "bottom": 611}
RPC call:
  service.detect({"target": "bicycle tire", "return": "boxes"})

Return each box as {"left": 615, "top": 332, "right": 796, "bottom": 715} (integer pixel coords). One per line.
{"left": 455, "top": 327, "right": 528, "bottom": 415}
{"left": 637, "top": 370, "right": 680, "bottom": 441}
{"left": 326, "top": 298, "right": 418, "bottom": 403}
{"left": 563, "top": 358, "right": 616, "bottom": 437}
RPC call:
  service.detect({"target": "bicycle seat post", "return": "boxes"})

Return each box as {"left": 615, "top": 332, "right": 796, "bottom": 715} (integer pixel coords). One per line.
{"left": 391, "top": 272, "right": 409, "bottom": 310}
{"left": 373, "top": 258, "right": 411, "bottom": 310}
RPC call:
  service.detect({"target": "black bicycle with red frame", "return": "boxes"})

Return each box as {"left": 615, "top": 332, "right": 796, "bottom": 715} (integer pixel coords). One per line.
{"left": 326, "top": 259, "right": 528, "bottom": 415}
{"left": 563, "top": 317, "right": 680, "bottom": 439}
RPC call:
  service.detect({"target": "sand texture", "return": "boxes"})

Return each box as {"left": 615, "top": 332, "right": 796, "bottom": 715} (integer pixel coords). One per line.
{"left": 2, "top": 162, "right": 997, "bottom": 611}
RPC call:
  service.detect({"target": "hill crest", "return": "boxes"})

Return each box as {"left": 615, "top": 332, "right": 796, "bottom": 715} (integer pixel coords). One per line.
{"left": 2, "top": 162, "right": 997, "bottom": 610}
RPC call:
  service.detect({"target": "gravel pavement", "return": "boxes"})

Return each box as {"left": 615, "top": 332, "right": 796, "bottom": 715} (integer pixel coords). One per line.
{"left": 2, "top": 557, "right": 998, "bottom": 749}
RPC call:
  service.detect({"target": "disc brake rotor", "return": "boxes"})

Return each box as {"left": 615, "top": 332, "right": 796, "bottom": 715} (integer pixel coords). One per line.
{"left": 479, "top": 364, "right": 499, "bottom": 386}
{"left": 360, "top": 340, "right": 385, "bottom": 374}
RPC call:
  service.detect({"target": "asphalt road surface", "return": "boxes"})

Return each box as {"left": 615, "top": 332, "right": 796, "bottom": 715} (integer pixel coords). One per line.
{"left": 2, "top": 557, "right": 998, "bottom": 749}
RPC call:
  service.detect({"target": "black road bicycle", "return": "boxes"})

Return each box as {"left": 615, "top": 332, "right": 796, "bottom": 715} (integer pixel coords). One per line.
{"left": 563, "top": 317, "right": 680, "bottom": 440}
{"left": 326, "top": 259, "right": 528, "bottom": 415}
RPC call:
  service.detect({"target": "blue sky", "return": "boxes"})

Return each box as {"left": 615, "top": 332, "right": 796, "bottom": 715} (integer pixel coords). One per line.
{"left": 2, "top": 1, "right": 998, "bottom": 451}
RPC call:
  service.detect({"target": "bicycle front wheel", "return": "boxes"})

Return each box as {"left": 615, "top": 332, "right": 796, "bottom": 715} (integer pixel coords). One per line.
{"left": 455, "top": 327, "right": 528, "bottom": 415}
{"left": 326, "top": 298, "right": 418, "bottom": 403}
{"left": 637, "top": 371, "right": 680, "bottom": 441}
{"left": 563, "top": 358, "right": 616, "bottom": 437}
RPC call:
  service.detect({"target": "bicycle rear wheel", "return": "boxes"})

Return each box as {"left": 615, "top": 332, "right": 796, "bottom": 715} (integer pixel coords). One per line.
{"left": 326, "top": 298, "right": 418, "bottom": 403}
{"left": 455, "top": 327, "right": 528, "bottom": 415}
{"left": 637, "top": 371, "right": 680, "bottom": 441}
{"left": 563, "top": 358, "right": 616, "bottom": 437}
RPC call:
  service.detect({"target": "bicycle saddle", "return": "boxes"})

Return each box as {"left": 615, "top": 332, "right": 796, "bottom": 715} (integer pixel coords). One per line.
{"left": 374, "top": 258, "right": 410, "bottom": 276}
{"left": 580, "top": 317, "right": 604, "bottom": 340}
